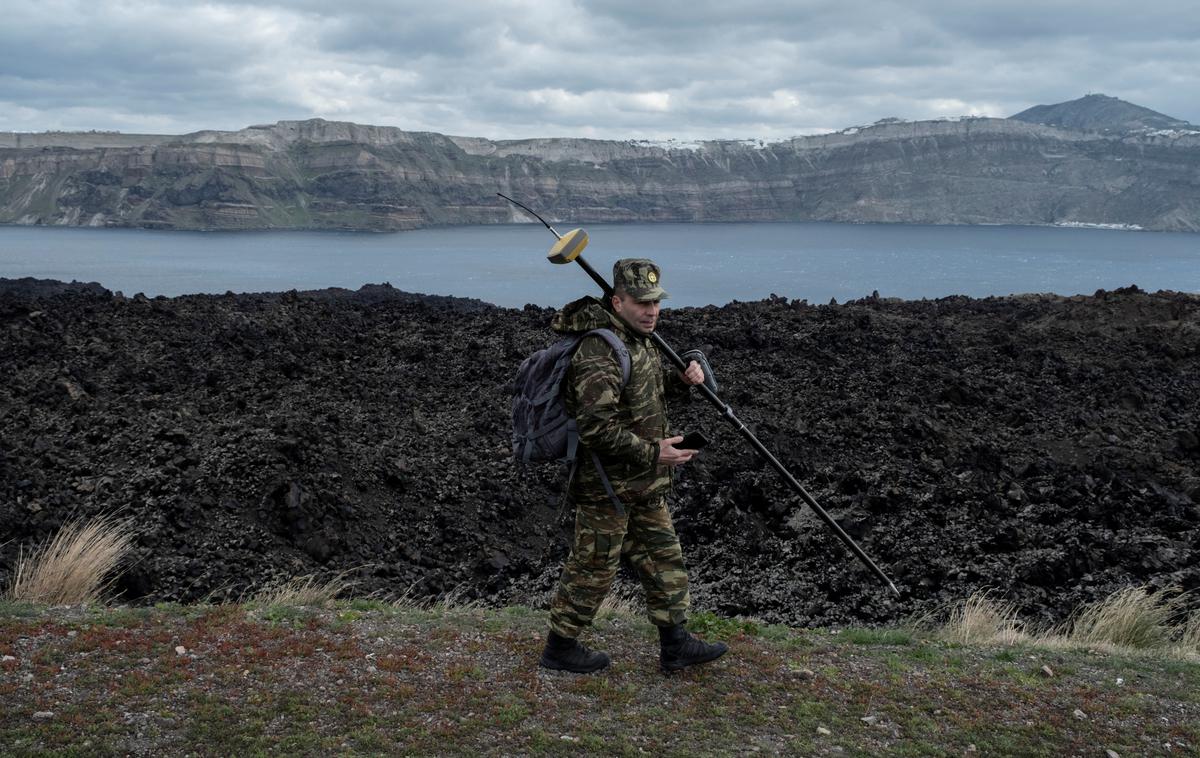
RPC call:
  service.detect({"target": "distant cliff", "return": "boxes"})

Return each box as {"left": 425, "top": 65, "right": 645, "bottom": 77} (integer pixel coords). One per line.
{"left": 3, "top": 97, "right": 1199, "bottom": 232}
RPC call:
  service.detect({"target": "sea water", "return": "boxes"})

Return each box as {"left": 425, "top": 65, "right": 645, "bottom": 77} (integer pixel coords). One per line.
{"left": 0, "top": 222, "right": 1195, "bottom": 308}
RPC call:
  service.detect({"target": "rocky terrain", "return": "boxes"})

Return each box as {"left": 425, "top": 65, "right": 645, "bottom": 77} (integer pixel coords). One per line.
{"left": 3, "top": 95, "right": 1199, "bottom": 233}
{"left": 2, "top": 277, "right": 1198, "bottom": 628}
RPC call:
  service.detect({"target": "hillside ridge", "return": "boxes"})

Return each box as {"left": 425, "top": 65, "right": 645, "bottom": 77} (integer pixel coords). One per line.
{"left": 2, "top": 96, "right": 1199, "bottom": 232}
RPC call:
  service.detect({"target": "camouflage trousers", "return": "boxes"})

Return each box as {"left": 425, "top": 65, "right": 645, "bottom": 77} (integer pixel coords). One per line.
{"left": 549, "top": 491, "right": 690, "bottom": 638}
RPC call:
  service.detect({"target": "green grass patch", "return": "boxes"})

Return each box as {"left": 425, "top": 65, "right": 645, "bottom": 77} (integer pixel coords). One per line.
{"left": 257, "top": 604, "right": 313, "bottom": 625}
{"left": 345, "top": 598, "right": 391, "bottom": 612}
{"left": 902, "top": 643, "right": 943, "bottom": 663}
{"left": 841, "top": 626, "right": 915, "bottom": 645}
{"left": 687, "top": 610, "right": 763, "bottom": 639}
{"left": 0, "top": 600, "right": 40, "bottom": 618}
{"left": 495, "top": 696, "right": 531, "bottom": 726}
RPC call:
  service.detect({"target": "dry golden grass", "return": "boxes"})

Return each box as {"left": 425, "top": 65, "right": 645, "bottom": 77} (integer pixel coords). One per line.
{"left": 1177, "top": 611, "right": 1200, "bottom": 655}
{"left": 5, "top": 515, "right": 136, "bottom": 604}
{"left": 1061, "top": 585, "right": 1182, "bottom": 650}
{"left": 385, "top": 583, "right": 424, "bottom": 610}
{"left": 429, "top": 584, "right": 485, "bottom": 611}
{"left": 597, "top": 580, "right": 644, "bottom": 619}
{"left": 932, "top": 585, "right": 1200, "bottom": 661}
{"left": 250, "top": 570, "right": 358, "bottom": 607}
{"left": 935, "top": 589, "right": 1028, "bottom": 646}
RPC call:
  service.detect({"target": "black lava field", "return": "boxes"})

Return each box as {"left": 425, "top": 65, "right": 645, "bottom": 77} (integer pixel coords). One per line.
{"left": 2, "top": 278, "right": 1198, "bottom": 628}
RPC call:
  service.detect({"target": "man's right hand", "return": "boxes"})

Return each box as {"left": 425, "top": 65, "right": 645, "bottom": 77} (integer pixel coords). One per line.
{"left": 658, "top": 435, "right": 697, "bottom": 466}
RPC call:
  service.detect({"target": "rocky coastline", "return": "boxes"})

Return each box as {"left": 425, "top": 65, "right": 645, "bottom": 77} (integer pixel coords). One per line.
{"left": 2, "top": 277, "right": 1197, "bottom": 627}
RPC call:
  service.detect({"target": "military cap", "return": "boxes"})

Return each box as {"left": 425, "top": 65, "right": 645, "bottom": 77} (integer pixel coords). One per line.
{"left": 612, "top": 258, "right": 668, "bottom": 301}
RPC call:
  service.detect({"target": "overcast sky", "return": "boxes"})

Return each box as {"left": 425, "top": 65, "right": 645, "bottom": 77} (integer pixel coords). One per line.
{"left": 2, "top": 0, "right": 1197, "bottom": 141}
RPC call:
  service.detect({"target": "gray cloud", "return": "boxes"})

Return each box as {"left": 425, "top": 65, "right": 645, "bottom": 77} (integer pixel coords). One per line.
{"left": 1, "top": 0, "right": 1196, "bottom": 139}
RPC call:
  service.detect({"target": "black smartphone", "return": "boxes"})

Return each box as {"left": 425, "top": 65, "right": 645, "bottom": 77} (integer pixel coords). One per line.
{"left": 677, "top": 431, "right": 710, "bottom": 450}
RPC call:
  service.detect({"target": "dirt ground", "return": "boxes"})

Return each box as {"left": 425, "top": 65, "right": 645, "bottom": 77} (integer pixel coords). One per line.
{"left": 4, "top": 602, "right": 1196, "bottom": 756}
{"left": 2, "top": 277, "right": 1198, "bottom": 627}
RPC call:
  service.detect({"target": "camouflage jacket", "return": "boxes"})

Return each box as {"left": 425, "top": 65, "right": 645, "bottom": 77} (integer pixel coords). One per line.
{"left": 551, "top": 296, "right": 688, "bottom": 502}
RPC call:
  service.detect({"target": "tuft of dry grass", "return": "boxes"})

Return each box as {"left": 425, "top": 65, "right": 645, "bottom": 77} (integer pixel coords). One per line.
{"left": 429, "top": 584, "right": 486, "bottom": 611}
{"left": 385, "top": 583, "right": 424, "bottom": 610}
{"left": 930, "top": 585, "right": 1200, "bottom": 661}
{"left": 597, "top": 580, "right": 643, "bottom": 620}
{"left": 1062, "top": 585, "right": 1182, "bottom": 650}
{"left": 1177, "top": 610, "right": 1200, "bottom": 656}
{"left": 5, "top": 515, "right": 136, "bottom": 604}
{"left": 251, "top": 570, "right": 358, "bottom": 607}
{"left": 935, "top": 590, "right": 1027, "bottom": 646}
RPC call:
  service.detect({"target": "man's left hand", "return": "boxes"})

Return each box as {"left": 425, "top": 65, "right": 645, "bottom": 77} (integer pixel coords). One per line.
{"left": 680, "top": 360, "right": 704, "bottom": 386}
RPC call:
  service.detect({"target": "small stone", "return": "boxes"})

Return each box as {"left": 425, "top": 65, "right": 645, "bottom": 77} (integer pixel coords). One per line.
{"left": 1040, "top": 665, "right": 1054, "bottom": 677}
{"left": 860, "top": 715, "right": 878, "bottom": 725}
{"left": 33, "top": 711, "right": 55, "bottom": 720}
{"left": 816, "top": 726, "right": 832, "bottom": 736}
{"left": 56, "top": 378, "right": 89, "bottom": 401}
{"left": 174, "top": 646, "right": 187, "bottom": 656}
{"left": 559, "top": 735, "right": 579, "bottom": 742}
{"left": 1, "top": 655, "right": 15, "bottom": 662}
{"left": 1073, "top": 708, "right": 1087, "bottom": 720}
{"left": 1115, "top": 677, "right": 1124, "bottom": 685}
{"left": 1105, "top": 750, "right": 1120, "bottom": 758}
{"left": 966, "top": 745, "right": 977, "bottom": 753}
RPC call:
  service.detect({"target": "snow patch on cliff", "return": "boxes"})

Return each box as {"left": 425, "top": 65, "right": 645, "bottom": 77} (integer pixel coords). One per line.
{"left": 630, "top": 137, "right": 778, "bottom": 151}
{"left": 1055, "top": 221, "right": 1144, "bottom": 231}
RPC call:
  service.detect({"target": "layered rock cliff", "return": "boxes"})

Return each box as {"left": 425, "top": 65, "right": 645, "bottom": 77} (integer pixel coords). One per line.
{"left": 2, "top": 101, "right": 1199, "bottom": 232}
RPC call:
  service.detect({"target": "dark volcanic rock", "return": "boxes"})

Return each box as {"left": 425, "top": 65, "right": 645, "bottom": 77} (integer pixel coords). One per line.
{"left": 2, "top": 278, "right": 1198, "bottom": 627}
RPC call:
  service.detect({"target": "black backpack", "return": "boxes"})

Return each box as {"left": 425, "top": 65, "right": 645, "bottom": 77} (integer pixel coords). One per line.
{"left": 512, "top": 328, "right": 631, "bottom": 512}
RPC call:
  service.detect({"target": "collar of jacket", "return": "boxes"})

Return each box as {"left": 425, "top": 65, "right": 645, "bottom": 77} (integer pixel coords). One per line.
{"left": 551, "top": 295, "right": 656, "bottom": 346}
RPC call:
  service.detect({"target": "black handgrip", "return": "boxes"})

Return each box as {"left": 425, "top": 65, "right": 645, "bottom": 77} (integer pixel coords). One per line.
{"left": 680, "top": 349, "right": 719, "bottom": 395}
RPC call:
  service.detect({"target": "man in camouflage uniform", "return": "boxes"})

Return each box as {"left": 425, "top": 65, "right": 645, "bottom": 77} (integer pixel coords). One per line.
{"left": 539, "top": 258, "right": 729, "bottom": 674}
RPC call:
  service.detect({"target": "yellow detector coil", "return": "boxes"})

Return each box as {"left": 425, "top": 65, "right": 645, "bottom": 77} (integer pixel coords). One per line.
{"left": 547, "top": 228, "right": 588, "bottom": 264}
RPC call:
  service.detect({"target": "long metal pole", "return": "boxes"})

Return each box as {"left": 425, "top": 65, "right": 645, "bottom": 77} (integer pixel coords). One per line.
{"left": 500, "top": 194, "right": 900, "bottom": 596}
{"left": 579, "top": 253, "right": 899, "bottom": 596}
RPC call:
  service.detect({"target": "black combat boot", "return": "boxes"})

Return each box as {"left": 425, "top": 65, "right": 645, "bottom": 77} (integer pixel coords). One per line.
{"left": 539, "top": 631, "right": 611, "bottom": 674}
{"left": 659, "top": 623, "right": 729, "bottom": 672}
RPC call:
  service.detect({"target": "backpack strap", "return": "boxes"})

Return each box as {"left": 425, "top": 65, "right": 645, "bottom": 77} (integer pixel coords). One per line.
{"left": 564, "top": 417, "right": 580, "bottom": 463}
{"left": 591, "top": 450, "right": 626, "bottom": 516}
{"left": 570, "top": 328, "right": 632, "bottom": 515}
{"left": 582, "top": 328, "right": 631, "bottom": 389}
